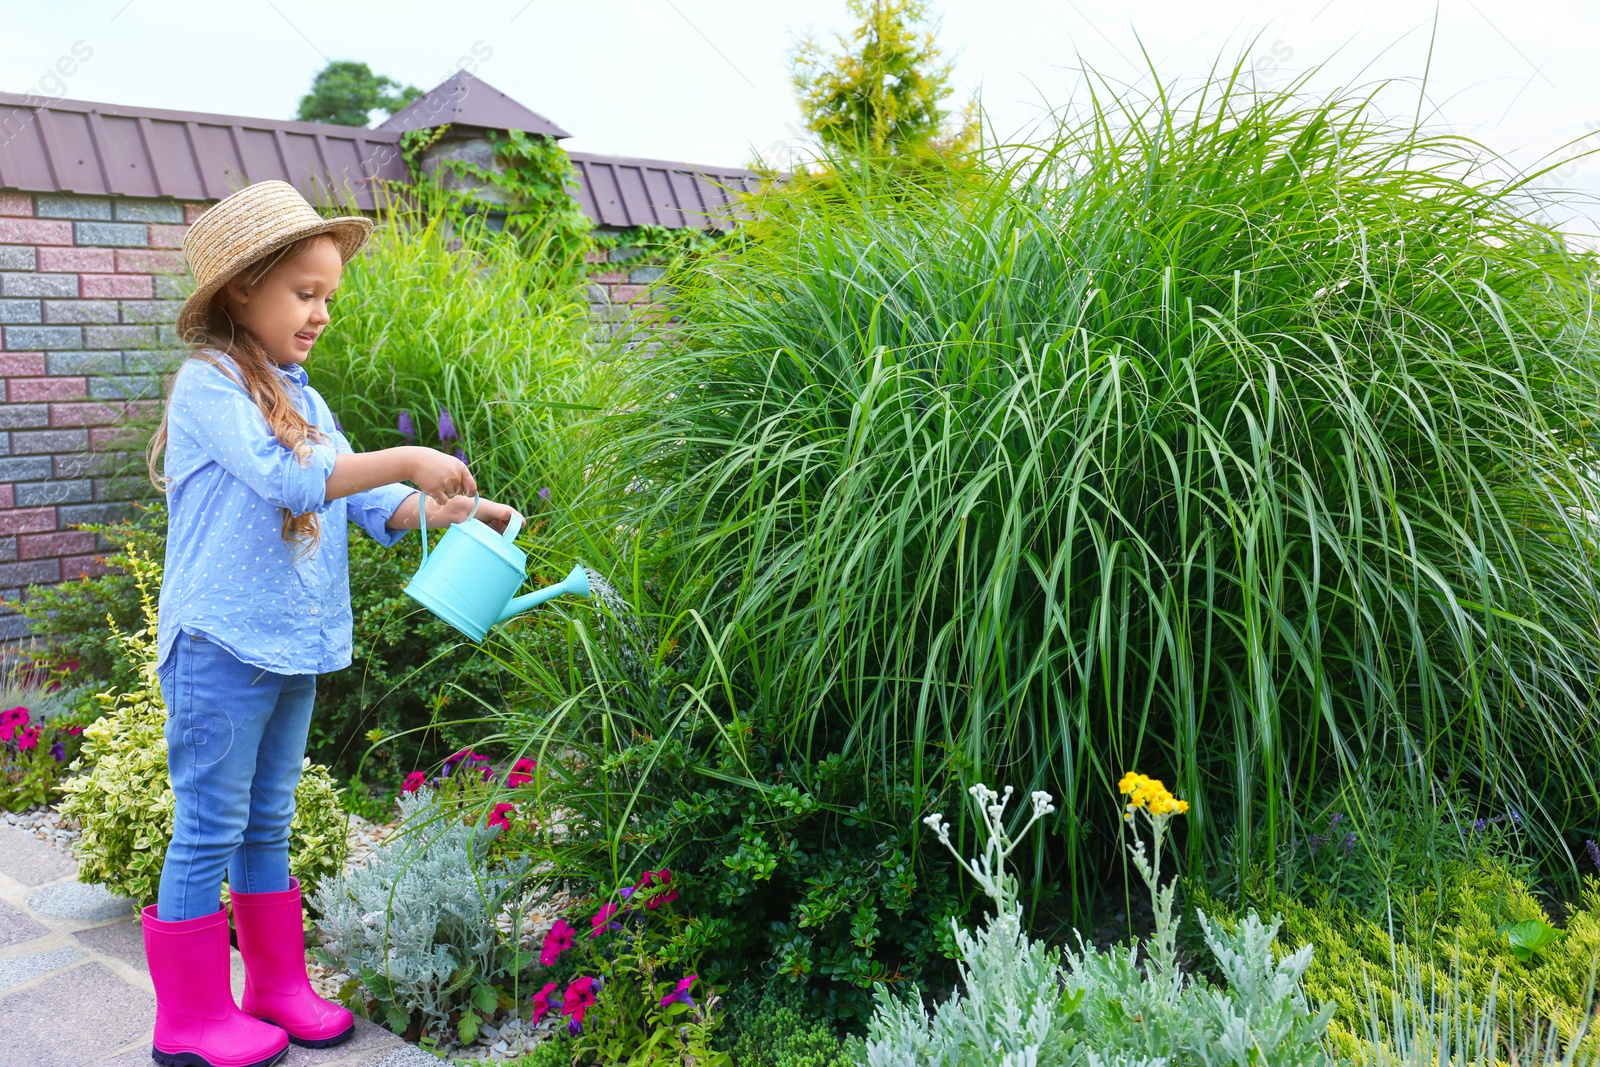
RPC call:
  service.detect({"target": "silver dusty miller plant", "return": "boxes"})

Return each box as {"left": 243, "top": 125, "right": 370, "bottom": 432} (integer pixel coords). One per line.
{"left": 311, "top": 789, "right": 524, "bottom": 1034}
{"left": 860, "top": 779, "right": 1334, "bottom": 1067}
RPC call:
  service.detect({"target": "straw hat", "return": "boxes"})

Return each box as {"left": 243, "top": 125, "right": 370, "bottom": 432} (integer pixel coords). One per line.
{"left": 177, "top": 180, "right": 374, "bottom": 341}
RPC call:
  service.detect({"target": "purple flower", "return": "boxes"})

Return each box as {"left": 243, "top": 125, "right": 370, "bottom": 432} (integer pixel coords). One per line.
{"left": 1341, "top": 831, "right": 1356, "bottom": 854}
{"left": 1586, "top": 839, "right": 1600, "bottom": 872}
{"left": 660, "top": 975, "right": 698, "bottom": 1009}
{"left": 1472, "top": 818, "right": 1487, "bottom": 833}
{"left": 568, "top": 1018, "right": 582, "bottom": 1036}
{"left": 538, "top": 487, "right": 552, "bottom": 502}
{"left": 454, "top": 449, "right": 467, "bottom": 464}
{"left": 50, "top": 741, "right": 65, "bottom": 761}
{"left": 1328, "top": 813, "right": 1345, "bottom": 828}
{"left": 1509, "top": 809, "right": 1522, "bottom": 824}
{"left": 438, "top": 408, "right": 457, "bottom": 442}
{"left": 398, "top": 411, "right": 416, "bottom": 439}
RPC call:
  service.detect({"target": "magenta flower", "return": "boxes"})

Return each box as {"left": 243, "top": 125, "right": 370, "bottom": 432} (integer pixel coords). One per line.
{"left": 531, "top": 981, "right": 560, "bottom": 1022}
{"left": 50, "top": 741, "right": 65, "bottom": 761}
{"left": 65, "top": 725, "right": 82, "bottom": 736}
{"left": 397, "top": 410, "right": 416, "bottom": 439}
{"left": 401, "top": 771, "right": 426, "bottom": 795}
{"left": 487, "top": 802, "right": 515, "bottom": 831}
{"left": 0, "top": 706, "right": 29, "bottom": 743}
{"left": 507, "top": 757, "right": 536, "bottom": 788}
{"left": 16, "top": 725, "right": 39, "bottom": 751}
{"left": 636, "top": 868, "right": 679, "bottom": 910}
{"left": 438, "top": 408, "right": 457, "bottom": 442}
{"left": 660, "top": 975, "right": 698, "bottom": 1009}
{"left": 562, "top": 976, "right": 597, "bottom": 1028}
{"left": 540, "top": 918, "right": 575, "bottom": 967}
{"left": 590, "top": 902, "right": 620, "bottom": 939}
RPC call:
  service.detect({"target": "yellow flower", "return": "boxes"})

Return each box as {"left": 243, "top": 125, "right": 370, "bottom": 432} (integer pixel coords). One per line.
{"left": 1117, "top": 771, "right": 1188, "bottom": 819}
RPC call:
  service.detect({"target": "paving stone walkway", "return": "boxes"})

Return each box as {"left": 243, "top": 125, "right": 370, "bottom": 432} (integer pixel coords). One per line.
{"left": 0, "top": 823, "right": 440, "bottom": 1067}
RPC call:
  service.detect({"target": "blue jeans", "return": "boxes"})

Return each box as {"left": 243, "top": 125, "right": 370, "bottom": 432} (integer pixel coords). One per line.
{"left": 156, "top": 632, "right": 318, "bottom": 922}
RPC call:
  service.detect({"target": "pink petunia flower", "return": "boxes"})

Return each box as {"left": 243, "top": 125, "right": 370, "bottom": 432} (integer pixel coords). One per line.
{"left": 589, "top": 902, "right": 620, "bottom": 939}
{"left": 540, "top": 919, "right": 575, "bottom": 967}
{"left": 531, "top": 981, "right": 560, "bottom": 1022}
{"left": 506, "top": 757, "right": 537, "bottom": 788}
{"left": 16, "top": 725, "right": 40, "bottom": 751}
{"left": 660, "top": 975, "right": 698, "bottom": 1009}
{"left": 401, "top": 771, "right": 426, "bottom": 795}
{"left": 487, "top": 803, "right": 515, "bottom": 831}
{"left": 0, "top": 706, "right": 29, "bottom": 743}
{"left": 635, "top": 868, "right": 679, "bottom": 909}
{"left": 562, "top": 975, "right": 597, "bottom": 1027}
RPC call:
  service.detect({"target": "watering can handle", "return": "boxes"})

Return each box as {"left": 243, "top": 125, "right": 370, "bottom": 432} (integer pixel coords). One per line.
{"left": 414, "top": 490, "right": 482, "bottom": 565}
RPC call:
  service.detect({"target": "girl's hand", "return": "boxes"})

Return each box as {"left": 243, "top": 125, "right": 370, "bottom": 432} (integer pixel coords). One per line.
{"left": 426, "top": 496, "right": 516, "bottom": 532}
{"left": 407, "top": 447, "right": 476, "bottom": 505}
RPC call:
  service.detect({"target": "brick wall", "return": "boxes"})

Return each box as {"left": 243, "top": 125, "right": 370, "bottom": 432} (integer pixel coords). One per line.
{"left": 0, "top": 190, "right": 208, "bottom": 640}
{"left": 584, "top": 237, "right": 668, "bottom": 348}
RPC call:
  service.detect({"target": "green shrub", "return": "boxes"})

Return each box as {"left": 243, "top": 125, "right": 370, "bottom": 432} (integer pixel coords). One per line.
{"left": 720, "top": 986, "right": 851, "bottom": 1067}
{"left": 57, "top": 545, "right": 348, "bottom": 907}
{"left": 598, "top": 65, "right": 1600, "bottom": 921}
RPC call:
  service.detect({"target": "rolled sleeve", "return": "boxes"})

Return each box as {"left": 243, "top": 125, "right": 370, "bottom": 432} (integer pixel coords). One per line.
{"left": 347, "top": 482, "right": 416, "bottom": 547}
{"left": 171, "top": 360, "right": 335, "bottom": 517}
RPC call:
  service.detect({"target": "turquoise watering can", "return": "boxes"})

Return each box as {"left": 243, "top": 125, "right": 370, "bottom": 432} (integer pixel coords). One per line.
{"left": 403, "top": 490, "right": 591, "bottom": 642}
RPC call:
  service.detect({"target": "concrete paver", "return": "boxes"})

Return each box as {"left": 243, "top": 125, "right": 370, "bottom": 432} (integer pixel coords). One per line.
{"left": 0, "top": 836, "right": 419, "bottom": 1067}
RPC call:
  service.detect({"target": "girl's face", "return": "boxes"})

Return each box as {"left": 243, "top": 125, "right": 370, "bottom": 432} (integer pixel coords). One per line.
{"left": 221, "top": 235, "right": 342, "bottom": 366}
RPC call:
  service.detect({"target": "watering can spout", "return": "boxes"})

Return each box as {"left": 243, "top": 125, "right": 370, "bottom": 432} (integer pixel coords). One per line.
{"left": 496, "top": 562, "right": 591, "bottom": 625}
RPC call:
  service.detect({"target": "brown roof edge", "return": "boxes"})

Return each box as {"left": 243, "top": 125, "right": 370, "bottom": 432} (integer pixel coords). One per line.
{"left": 0, "top": 91, "right": 399, "bottom": 142}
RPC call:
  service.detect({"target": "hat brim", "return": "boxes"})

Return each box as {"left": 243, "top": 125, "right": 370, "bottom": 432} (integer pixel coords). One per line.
{"left": 175, "top": 214, "right": 375, "bottom": 343}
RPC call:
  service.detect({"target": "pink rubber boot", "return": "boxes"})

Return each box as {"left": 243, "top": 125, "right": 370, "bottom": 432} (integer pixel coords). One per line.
{"left": 142, "top": 905, "right": 290, "bottom": 1067}
{"left": 230, "top": 878, "right": 355, "bottom": 1048}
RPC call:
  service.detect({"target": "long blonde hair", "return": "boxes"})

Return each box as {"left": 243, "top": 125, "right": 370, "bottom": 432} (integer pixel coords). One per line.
{"left": 147, "top": 234, "right": 334, "bottom": 555}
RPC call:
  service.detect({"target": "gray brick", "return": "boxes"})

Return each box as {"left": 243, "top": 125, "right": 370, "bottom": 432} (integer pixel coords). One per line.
{"left": 628, "top": 265, "right": 667, "bottom": 283}
{"left": 74, "top": 221, "right": 148, "bottom": 247}
{"left": 0, "top": 299, "right": 40, "bottom": 324}
{"left": 88, "top": 375, "right": 157, "bottom": 400}
{"left": 122, "top": 350, "right": 178, "bottom": 374}
{"left": 1, "top": 272, "right": 75, "bottom": 298}
{"left": 153, "top": 274, "right": 193, "bottom": 299}
{"left": 92, "top": 476, "right": 149, "bottom": 502}
{"left": 0, "top": 247, "right": 34, "bottom": 271}
{"left": 0, "top": 457, "right": 54, "bottom": 481}
{"left": 0, "top": 613, "right": 30, "bottom": 641}
{"left": 0, "top": 538, "right": 15, "bottom": 564}
{"left": 119, "top": 299, "right": 182, "bottom": 323}
{"left": 0, "top": 560, "right": 59, "bottom": 586}
{"left": 157, "top": 323, "right": 182, "bottom": 345}
{"left": 43, "top": 299, "right": 118, "bottom": 324}
{"left": 2, "top": 325, "right": 80, "bottom": 350}
{"left": 609, "top": 245, "right": 646, "bottom": 262}
{"left": 35, "top": 193, "right": 112, "bottom": 220}
{"left": 16, "top": 479, "right": 94, "bottom": 506}
{"left": 0, "top": 405, "right": 49, "bottom": 430}
{"left": 59, "top": 502, "right": 131, "bottom": 527}
{"left": 47, "top": 351, "right": 123, "bottom": 375}
{"left": 10, "top": 429, "right": 88, "bottom": 455}
{"left": 112, "top": 198, "right": 183, "bottom": 223}
{"left": 0, "top": 431, "right": 8, "bottom": 454}
{"left": 83, "top": 324, "right": 156, "bottom": 349}
{"left": 54, "top": 452, "right": 124, "bottom": 479}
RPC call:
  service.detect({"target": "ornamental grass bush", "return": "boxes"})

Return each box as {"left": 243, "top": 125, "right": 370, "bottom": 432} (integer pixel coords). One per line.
{"left": 582, "top": 67, "right": 1600, "bottom": 926}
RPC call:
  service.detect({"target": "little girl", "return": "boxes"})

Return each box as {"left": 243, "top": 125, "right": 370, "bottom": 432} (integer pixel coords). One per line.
{"left": 142, "top": 180, "right": 514, "bottom": 1067}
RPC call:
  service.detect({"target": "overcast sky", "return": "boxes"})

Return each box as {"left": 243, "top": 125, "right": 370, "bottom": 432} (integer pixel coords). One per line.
{"left": 4, "top": 1, "right": 1598, "bottom": 224}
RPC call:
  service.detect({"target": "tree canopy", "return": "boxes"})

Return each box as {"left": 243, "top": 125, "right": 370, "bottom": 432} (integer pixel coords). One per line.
{"left": 296, "top": 61, "right": 422, "bottom": 127}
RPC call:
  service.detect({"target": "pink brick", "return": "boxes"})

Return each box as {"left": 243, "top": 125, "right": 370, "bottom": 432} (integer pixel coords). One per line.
{"left": 38, "top": 246, "right": 114, "bottom": 272}
{"left": 0, "top": 218, "right": 72, "bottom": 246}
{"left": 88, "top": 426, "right": 135, "bottom": 448}
{"left": 8, "top": 377, "right": 86, "bottom": 402}
{"left": 0, "top": 194, "right": 32, "bottom": 217}
{"left": 80, "top": 273, "right": 153, "bottom": 298}
{"left": 148, "top": 223, "right": 188, "bottom": 249}
{"left": 0, "top": 352, "right": 47, "bottom": 376}
{"left": 183, "top": 202, "right": 213, "bottom": 224}
{"left": 18, "top": 530, "right": 97, "bottom": 560}
{"left": 590, "top": 270, "right": 626, "bottom": 284}
{"left": 115, "top": 248, "right": 186, "bottom": 274}
{"left": 0, "top": 507, "right": 57, "bottom": 535}
{"left": 50, "top": 401, "right": 126, "bottom": 428}
{"left": 612, "top": 285, "right": 649, "bottom": 304}
{"left": 61, "top": 553, "right": 110, "bottom": 580}
{"left": 0, "top": 486, "right": 12, "bottom": 510}
{"left": 584, "top": 250, "right": 608, "bottom": 264}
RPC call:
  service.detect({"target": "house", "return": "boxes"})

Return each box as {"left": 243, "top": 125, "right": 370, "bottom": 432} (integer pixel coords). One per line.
{"left": 0, "top": 70, "right": 758, "bottom": 632}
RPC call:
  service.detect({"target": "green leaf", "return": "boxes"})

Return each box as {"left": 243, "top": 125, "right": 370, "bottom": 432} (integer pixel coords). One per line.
{"left": 1501, "top": 919, "right": 1565, "bottom": 961}
{"left": 383, "top": 1003, "right": 409, "bottom": 1033}
{"left": 471, "top": 983, "right": 498, "bottom": 1012}
{"left": 457, "top": 1008, "right": 479, "bottom": 1045}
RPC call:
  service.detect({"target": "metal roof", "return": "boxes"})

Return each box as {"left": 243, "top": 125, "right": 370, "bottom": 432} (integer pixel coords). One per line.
{"left": 0, "top": 91, "right": 405, "bottom": 209}
{"left": 376, "top": 71, "right": 570, "bottom": 139}
{"left": 0, "top": 86, "right": 758, "bottom": 228}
